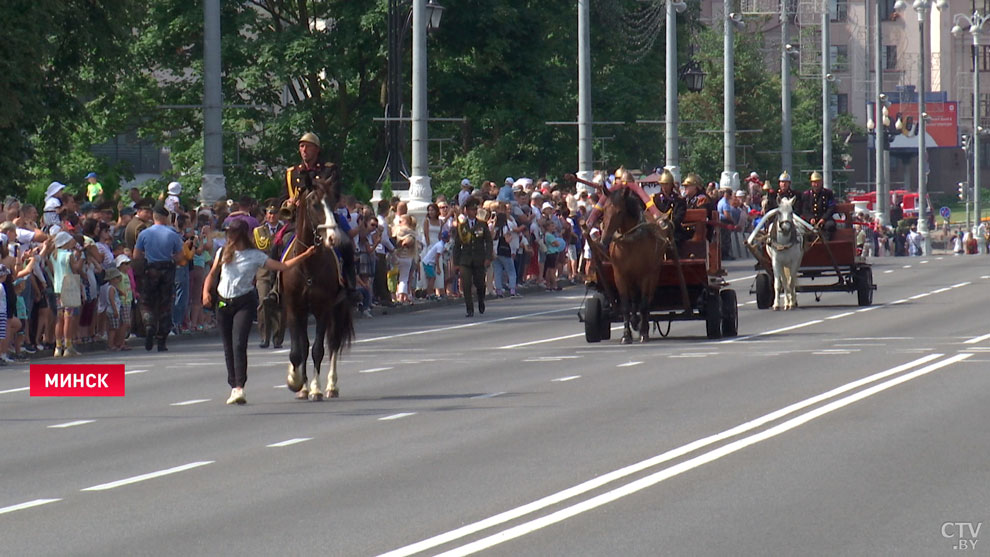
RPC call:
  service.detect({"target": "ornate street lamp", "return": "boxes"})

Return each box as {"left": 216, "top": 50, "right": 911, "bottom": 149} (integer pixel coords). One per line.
{"left": 680, "top": 61, "right": 706, "bottom": 93}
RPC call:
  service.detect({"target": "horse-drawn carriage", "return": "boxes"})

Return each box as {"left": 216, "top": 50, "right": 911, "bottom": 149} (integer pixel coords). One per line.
{"left": 748, "top": 202, "right": 876, "bottom": 309}
{"left": 579, "top": 179, "right": 739, "bottom": 343}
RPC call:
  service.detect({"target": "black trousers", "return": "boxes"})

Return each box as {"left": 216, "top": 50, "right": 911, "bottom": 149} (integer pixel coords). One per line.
{"left": 218, "top": 291, "right": 258, "bottom": 389}
{"left": 140, "top": 262, "right": 176, "bottom": 340}
{"left": 459, "top": 263, "right": 486, "bottom": 312}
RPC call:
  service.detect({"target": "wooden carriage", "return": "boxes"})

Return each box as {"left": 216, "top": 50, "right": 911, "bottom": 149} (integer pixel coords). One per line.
{"left": 581, "top": 208, "right": 739, "bottom": 342}
{"left": 749, "top": 203, "right": 876, "bottom": 308}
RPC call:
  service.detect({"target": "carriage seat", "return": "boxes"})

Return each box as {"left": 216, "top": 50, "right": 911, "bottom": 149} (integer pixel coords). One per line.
{"left": 678, "top": 208, "right": 709, "bottom": 260}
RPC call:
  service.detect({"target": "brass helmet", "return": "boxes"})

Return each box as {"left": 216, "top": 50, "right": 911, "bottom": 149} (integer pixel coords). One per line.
{"left": 682, "top": 173, "right": 702, "bottom": 189}
{"left": 778, "top": 170, "right": 791, "bottom": 183}
{"left": 659, "top": 170, "right": 676, "bottom": 185}
{"left": 278, "top": 199, "right": 296, "bottom": 221}
{"left": 615, "top": 166, "right": 633, "bottom": 184}
{"left": 810, "top": 170, "right": 823, "bottom": 182}
{"left": 298, "top": 132, "right": 321, "bottom": 148}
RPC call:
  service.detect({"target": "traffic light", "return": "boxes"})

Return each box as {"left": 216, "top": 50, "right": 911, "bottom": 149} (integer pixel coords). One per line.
{"left": 958, "top": 182, "right": 966, "bottom": 201}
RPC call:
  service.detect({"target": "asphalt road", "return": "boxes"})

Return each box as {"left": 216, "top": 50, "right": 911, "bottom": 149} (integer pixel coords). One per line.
{"left": 1, "top": 254, "right": 988, "bottom": 556}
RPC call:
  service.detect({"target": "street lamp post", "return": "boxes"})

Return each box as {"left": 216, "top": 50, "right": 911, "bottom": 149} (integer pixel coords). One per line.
{"left": 721, "top": 4, "right": 744, "bottom": 191}
{"left": 895, "top": 0, "right": 947, "bottom": 255}
{"left": 953, "top": 10, "right": 990, "bottom": 249}
{"left": 874, "top": 0, "right": 887, "bottom": 226}
{"left": 405, "top": 0, "right": 443, "bottom": 223}
{"left": 822, "top": 8, "right": 833, "bottom": 190}
{"left": 577, "top": 0, "right": 593, "bottom": 186}
{"left": 782, "top": 3, "right": 794, "bottom": 176}
{"left": 201, "top": 0, "right": 226, "bottom": 205}
{"left": 665, "top": 0, "right": 687, "bottom": 182}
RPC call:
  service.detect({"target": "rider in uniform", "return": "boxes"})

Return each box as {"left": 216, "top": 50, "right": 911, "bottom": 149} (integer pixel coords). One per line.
{"left": 652, "top": 170, "right": 688, "bottom": 246}
{"left": 762, "top": 171, "right": 802, "bottom": 216}
{"left": 254, "top": 202, "right": 285, "bottom": 349}
{"left": 277, "top": 132, "right": 359, "bottom": 302}
{"left": 800, "top": 171, "right": 837, "bottom": 240}
{"left": 682, "top": 172, "right": 714, "bottom": 242}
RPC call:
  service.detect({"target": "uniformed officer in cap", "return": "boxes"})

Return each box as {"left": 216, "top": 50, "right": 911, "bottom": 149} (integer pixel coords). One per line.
{"left": 800, "top": 171, "right": 837, "bottom": 240}
{"left": 133, "top": 203, "right": 183, "bottom": 351}
{"left": 682, "top": 173, "right": 714, "bottom": 242}
{"left": 254, "top": 201, "right": 285, "bottom": 348}
{"left": 762, "top": 171, "right": 802, "bottom": 215}
{"left": 452, "top": 197, "right": 493, "bottom": 317}
{"left": 653, "top": 170, "right": 688, "bottom": 245}
{"left": 277, "top": 132, "right": 359, "bottom": 302}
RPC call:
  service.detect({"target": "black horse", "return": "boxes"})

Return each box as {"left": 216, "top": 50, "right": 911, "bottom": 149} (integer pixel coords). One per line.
{"left": 282, "top": 166, "right": 354, "bottom": 399}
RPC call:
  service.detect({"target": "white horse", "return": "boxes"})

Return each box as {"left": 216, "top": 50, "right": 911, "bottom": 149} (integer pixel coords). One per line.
{"left": 747, "top": 197, "right": 815, "bottom": 310}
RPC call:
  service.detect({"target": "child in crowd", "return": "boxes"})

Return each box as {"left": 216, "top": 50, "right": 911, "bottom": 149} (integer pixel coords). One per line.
{"left": 51, "top": 231, "right": 83, "bottom": 357}
{"left": 421, "top": 230, "right": 449, "bottom": 300}
{"left": 102, "top": 268, "right": 127, "bottom": 351}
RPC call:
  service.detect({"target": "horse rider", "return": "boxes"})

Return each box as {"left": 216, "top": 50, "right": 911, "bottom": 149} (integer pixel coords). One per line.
{"left": 452, "top": 197, "right": 493, "bottom": 318}
{"left": 275, "top": 131, "right": 359, "bottom": 303}
{"left": 653, "top": 170, "right": 688, "bottom": 246}
{"left": 762, "top": 171, "right": 802, "bottom": 216}
{"left": 254, "top": 202, "right": 285, "bottom": 349}
{"left": 132, "top": 203, "right": 184, "bottom": 352}
{"left": 800, "top": 171, "right": 837, "bottom": 240}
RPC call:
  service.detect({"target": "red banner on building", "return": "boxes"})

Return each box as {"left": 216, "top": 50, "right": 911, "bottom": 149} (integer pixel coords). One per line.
{"left": 886, "top": 101, "right": 958, "bottom": 150}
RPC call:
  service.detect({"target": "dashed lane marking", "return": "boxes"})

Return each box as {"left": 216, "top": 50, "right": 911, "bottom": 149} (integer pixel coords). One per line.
{"left": 552, "top": 376, "right": 581, "bottom": 382}
{"left": 124, "top": 369, "right": 148, "bottom": 375}
{"left": 963, "top": 333, "right": 990, "bottom": 345}
{"left": 616, "top": 361, "right": 642, "bottom": 367}
{"left": 0, "top": 386, "right": 29, "bottom": 394}
{"left": 719, "top": 320, "right": 823, "bottom": 344}
{"left": 267, "top": 438, "right": 312, "bottom": 448}
{"left": 48, "top": 420, "right": 95, "bottom": 429}
{"left": 359, "top": 367, "right": 395, "bottom": 374}
{"left": 81, "top": 461, "right": 214, "bottom": 492}
{"left": 379, "top": 413, "right": 416, "bottom": 421}
{"left": 357, "top": 307, "right": 580, "bottom": 345}
{"left": 825, "top": 312, "right": 855, "bottom": 320}
{"left": 170, "top": 399, "right": 211, "bottom": 407}
{"left": 470, "top": 392, "right": 506, "bottom": 399}
{"left": 0, "top": 499, "right": 61, "bottom": 516}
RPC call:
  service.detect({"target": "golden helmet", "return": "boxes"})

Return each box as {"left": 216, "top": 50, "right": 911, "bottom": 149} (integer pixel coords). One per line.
{"left": 682, "top": 173, "right": 702, "bottom": 188}
{"left": 298, "top": 132, "right": 321, "bottom": 148}
{"left": 615, "top": 166, "right": 633, "bottom": 184}
{"left": 810, "top": 170, "right": 823, "bottom": 182}
{"left": 659, "top": 170, "right": 676, "bottom": 185}
{"left": 778, "top": 171, "right": 791, "bottom": 182}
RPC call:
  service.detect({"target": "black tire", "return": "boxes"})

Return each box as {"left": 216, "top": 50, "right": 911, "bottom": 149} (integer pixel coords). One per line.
{"left": 599, "top": 297, "right": 612, "bottom": 340}
{"left": 755, "top": 272, "right": 773, "bottom": 310}
{"left": 855, "top": 267, "right": 874, "bottom": 307}
{"left": 720, "top": 289, "right": 739, "bottom": 337}
{"left": 705, "top": 290, "right": 723, "bottom": 339}
{"left": 585, "top": 296, "right": 603, "bottom": 343}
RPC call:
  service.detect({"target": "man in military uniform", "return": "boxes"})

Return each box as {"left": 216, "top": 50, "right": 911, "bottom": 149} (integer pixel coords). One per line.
{"left": 254, "top": 202, "right": 285, "bottom": 348}
{"left": 133, "top": 203, "right": 183, "bottom": 352}
{"left": 452, "top": 197, "right": 493, "bottom": 317}
{"left": 653, "top": 170, "right": 688, "bottom": 245}
{"left": 682, "top": 173, "right": 714, "bottom": 243}
{"left": 762, "top": 171, "right": 802, "bottom": 216}
{"left": 800, "top": 171, "right": 837, "bottom": 240}
{"left": 278, "top": 132, "right": 359, "bottom": 302}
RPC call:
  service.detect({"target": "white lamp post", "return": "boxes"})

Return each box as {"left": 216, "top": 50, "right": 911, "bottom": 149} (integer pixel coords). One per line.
{"left": 953, "top": 10, "right": 990, "bottom": 251}
{"left": 721, "top": 5, "right": 745, "bottom": 191}
{"left": 406, "top": 0, "right": 444, "bottom": 223}
{"left": 665, "top": 0, "right": 688, "bottom": 183}
{"left": 894, "top": 0, "right": 948, "bottom": 255}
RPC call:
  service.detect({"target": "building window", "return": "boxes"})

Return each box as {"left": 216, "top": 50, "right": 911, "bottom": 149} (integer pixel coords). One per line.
{"left": 830, "top": 0, "right": 848, "bottom": 22}
{"left": 981, "top": 142, "right": 990, "bottom": 170}
{"left": 883, "top": 46, "right": 897, "bottom": 70}
{"left": 831, "top": 45, "right": 849, "bottom": 73}
{"left": 836, "top": 93, "right": 848, "bottom": 115}
{"left": 977, "top": 45, "right": 990, "bottom": 72}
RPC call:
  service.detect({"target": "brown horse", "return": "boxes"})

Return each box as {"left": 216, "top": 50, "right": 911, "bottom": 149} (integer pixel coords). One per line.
{"left": 601, "top": 187, "right": 667, "bottom": 344}
{"left": 282, "top": 167, "right": 354, "bottom": 400}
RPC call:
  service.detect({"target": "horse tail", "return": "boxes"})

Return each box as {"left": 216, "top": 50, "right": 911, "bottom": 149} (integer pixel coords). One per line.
{"left": 326, "top": 297, "right": 354, "bottom": 357}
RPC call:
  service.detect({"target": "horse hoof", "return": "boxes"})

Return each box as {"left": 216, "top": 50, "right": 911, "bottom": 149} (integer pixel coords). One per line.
{"left": 772, "top": 306, "right": 780, "bottom": 311}
{"left": 286, "top": 365, "right": 304, "bottom": 392}
{"left": 325, "top": 388, "right": 339, "bottom": 399}
{"left": 640, "top": 337, "right": 649, "bottom": 344}
{"left": 620, "top": 337, "right": 632, "bottom": 345}
{"left": 295, "top": 388, "right": 309, "bottom": 400}
{"left": 308, "top": 391, "right": 323, "bottom": 402}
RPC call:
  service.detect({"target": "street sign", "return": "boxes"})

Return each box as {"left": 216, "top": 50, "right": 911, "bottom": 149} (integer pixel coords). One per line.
{"left": 940, "top": 206, "right": 951, "bottom": 220}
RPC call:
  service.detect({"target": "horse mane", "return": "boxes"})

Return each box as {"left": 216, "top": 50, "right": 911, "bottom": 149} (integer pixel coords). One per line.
{"left": 610, "top": 187, "right": 643, "bottom": 221}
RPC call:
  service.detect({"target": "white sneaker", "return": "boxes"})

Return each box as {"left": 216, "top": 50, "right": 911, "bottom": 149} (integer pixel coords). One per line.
{"left": 0, "top": 353, "right": 14, "bottom": 363}
{"left": 53, "top": 346, "right": 64, "bottom": 358}
{"left": 226, "top": 388, "right": 246, "bottom": 405}
{"left": 362, "top": 309, "right": 373, "bottom": 318}
{"left": 63, "top": 346, "right": 81, "bottom": 357}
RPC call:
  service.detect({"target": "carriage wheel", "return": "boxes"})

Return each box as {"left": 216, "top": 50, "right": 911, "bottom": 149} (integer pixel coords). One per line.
{"left": 719, "top": 289, "right": 738, "bottom": 337}
{"left": 705, "top": 291, "right": 723, "bottom": 339}
{"left": 855, "top": 267, "right": 874, "bottom": 307}
{"left": 755, "top": 273, "right": 773, "bottom": 310}
{"left": 584, "top": 295, "right": 604, "bottom": 343}
{"left": 599, "top": 297, "right": 612, "bottom": 341}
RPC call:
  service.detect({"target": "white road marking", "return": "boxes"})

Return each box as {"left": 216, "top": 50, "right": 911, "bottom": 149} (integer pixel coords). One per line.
{"left": 812, "top": 351, "right": 850, "bottom": 355}
{"left": 0, "top": 386, "right": 29, "bottom": 394}
{"left": 358, "top": 307, "right": 579, "bottom": 345}
{"left": 669, "top": 353, "right": 717, "bottom": 358}
{"left": 125, "top": 369, "right": 148, "bottom": 375}
{"left": 909, "top": 293, "right": 930, "bottom": 300}
{"left": 267, "top": 437, "right": 312, "bottom": 448}
{"left": 884, "top": 270, "right": 894, "bottom": 274}
{"left": 889, "top": 299, "right": 909, "bottom": 305}
{"left": 429, "top": 354, "right": 974, "bottom": 557}
{"left": 720, "top": 319, "right": 824, "bottom": 344}
{"left": 273, "top": 349, "right": 290, "bottom": 354}
{"left": 963, "top": 333, "right": 990, "bottom": 345}
{"left": 273, "top": 384, "right": 288, "bottom": 389}
{"left": 856, "top": 306, "right": 879, "bottom": 312}
{"left": 825, "top": 312, "right": 855, "bottom": 320}
{"left": 727, "top": 273, "right": 757, "bottom": 284}
{"left": 81, "top": 461, "right": 214, "bottom": 492}
{"left": 0, "top": 499, "right": 61, "bottom": 515}
{"left": 359, "top": 367, "right": 395, "bottom": 374}
{"left": 170, "top": 399, "right": 211, "bottom": 407}
{"left": 952, "top": 282, "right": 972, "bottom": 288}
{"left": 470, "top": 392, "right": 506, "bottom": 399}
{"left": 48, "top": 420, "right": 95, "bottom": 429}
{"left": 552, "top": 375, "right": 581, "bottom": 382}
{"left": 920, "top": 260, "right": 929, "bottom": 264}
{"left": 523, "top": 356, "right": 580, "bottom": 362}
{"left": 616, "top": 361, "right": 642, "bottom": 367}
{"left": 380, "top": 353, "right": 947, "bottom": 557}
{"left": 500, "top": 333, "right": 584, "bottom": 349}
{"left": 902, "top": 264, "right": 912, "bottom": 268}
{"left": 981, "top": 275, "right": 990, "bottom": 279}
{"left": 842, "top": 337, "right": 914, "bottom": 341}
{"left": 379, "top": 413, "right": 416, "bottom": 421}
{"left": 931, "top": 287, "right": 952, "bottom": 294}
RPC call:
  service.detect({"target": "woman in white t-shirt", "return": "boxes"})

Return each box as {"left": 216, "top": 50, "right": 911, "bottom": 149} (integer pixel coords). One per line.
{"left": 202, "top": 219, "right": 314, "bottom": 405}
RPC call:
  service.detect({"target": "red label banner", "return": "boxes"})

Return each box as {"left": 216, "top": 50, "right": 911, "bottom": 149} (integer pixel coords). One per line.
{"left": 886, "top": 102, "right": 958, "bottom": 149}
{"left": 30, "top": 364, "right": 126, "bottom": 397}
